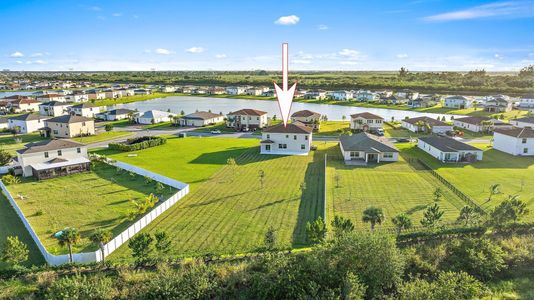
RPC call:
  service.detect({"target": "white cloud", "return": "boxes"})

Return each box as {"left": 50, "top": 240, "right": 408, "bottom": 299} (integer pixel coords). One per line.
{"left": 317, "top": 24, "right": 328, "bottom": 30}
{"left": 494, "top": 53, "right": 503, "bottom": 59}
{"left": 90, "top": 6, "right": 101, "bottom": 11}
{"left": 30, "top": 53, "right": 44, "bottom": 57}
{"left": 186, "top": 47, "right": 205, "bottom": 53}
{"left": 293, "top": 59, "right": 312, "bottom": 64}
{"left": 154, "top": 48, "right": 173, "bottom": 55}
{"left": 33, "top": 60, "right": 46, "bottom": 64}
{"left": 274, "top": 15, "right": 300, "bottom": 25}
{"left": 396, "top": 53, "right": 409, "bottom": 59}
{"left": 112, "top": 12, "right": 123, "bottom": 17}
{"left": 15, "top": 61, "right": 23, "bottom": 64}
{"left": 338, "top": 49, "right": 365, "bottom": 60}
{"left": 10, "top": 51, "right": 24, "bottom": 58}
{"left": 422, "top": 1, "right": 534, "bottom": 22}
{"left": 215, "top": 54, "right": 227, "bottom": 59}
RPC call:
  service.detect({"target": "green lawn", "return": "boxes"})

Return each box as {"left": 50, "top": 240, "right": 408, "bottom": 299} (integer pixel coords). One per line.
{"left": 192, "top": 122, "right": 237, "bottom": 133}
{"left": 0, "top": 195, "right": 44, "bottom": 268}
{"left": 326, "top": 144, "right": 467, "bottom": 232}
{"left": 406, "top": 143, "right": 534, "bottom": 219}
{"left": 91, "top": 92, "right": 182, "bottom": 107}
{"left": 6, "top": 163, "right": 176, "bottom": 255}
{"left": 384, "top": 122, "right": 426, "bottom": 138}
{"left": 0, "top": 133, "right": 47, "bottom": 155}
{"left": 316, "top": 121, "right": 349, "bottom": 136}
{"left": 71, "top": 131, "right": 133, "bottom": 144}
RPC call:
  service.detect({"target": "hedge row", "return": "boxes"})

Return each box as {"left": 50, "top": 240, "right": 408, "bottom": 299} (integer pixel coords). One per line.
{"left": 108, "top": 136, "right": 166, "bottom": 152}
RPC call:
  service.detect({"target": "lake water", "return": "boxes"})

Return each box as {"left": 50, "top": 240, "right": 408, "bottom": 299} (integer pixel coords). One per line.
{"left": 0, "top": 91, "right": 35, "bottom": 98}
{"left": 108, "top": 96, "right": 458, "bottom": 121}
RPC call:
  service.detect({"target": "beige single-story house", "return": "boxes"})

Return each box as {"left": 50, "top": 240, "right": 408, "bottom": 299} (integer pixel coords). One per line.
{"left": 36, "top": 94, "right": 66, "bottom": 102}
{"left": 260, "top": 122, "right": 313, "bottom": 155}
{"left": 402, "top": 116, "right": 453, "bottom": 134}
{"left": 226, "top": 109, "right": 268, "bottom": 131}
{"left": 339, "top": 132, "right": 398, "bottom": 164}
{"left": 290, "top": 110, "right": 322, "bottom": 130}
{"left": 418, "top": 136, "right": 483, "bottom": 162}
{"left": 9, "top": 98, "right": 40, "bottom": 113}
{"left": 16, "top": 139, "right": 90, "bottom": 180}
{"left": 493, "top": 128, "right": 534, "bottom": 156}
{"left": 42, "top": 115, "right": 95, "bottom": 138}
{"left": 179, "top": 111, "right": 224, "bottom": 127}
{"left": 350, "top": 112, "right": 384, "bottom": 132}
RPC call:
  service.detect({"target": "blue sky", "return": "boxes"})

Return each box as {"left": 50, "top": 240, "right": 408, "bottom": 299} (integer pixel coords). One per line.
{"left": 1, "top": 0, "right": 534, "bottom": 71}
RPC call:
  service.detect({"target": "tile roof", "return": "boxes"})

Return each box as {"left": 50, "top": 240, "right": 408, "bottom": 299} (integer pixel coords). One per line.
{"left": 454, "top": 116, "right": 491, "bottom": 125}
{"left": 340, "top": 132, "right": 398, "bottom": 153}
{"left": 107, "top": 109, "right": 135, "bottom": 115}
{"left": 419, "top": 136, "right": 481, "bottom": 152}
{"left": 350, "top": 112, "right": 384, "bottom": 120}
{"left": 262, "top": 122, "right": 313, "bottom": 134}
{"left": 228, "top": 109, "right": 267, "bottom": 116}
{"left": 39, "top": 101, "right": 73, "bottom": 107}
{"left": 17, "top": 139, "right": 86, "bottom": 154}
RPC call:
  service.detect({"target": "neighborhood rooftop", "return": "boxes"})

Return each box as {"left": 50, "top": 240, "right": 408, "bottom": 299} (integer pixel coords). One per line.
{"left": 16, "top": 139, "right": 85, "bottom": 154}
{"left": 494, "top": 127, "right": 534, "bottom": 138}
{"left": 403, "top": 116, "right": 448, "bottom": 126}
{"left": 262, "top": 122, "right": 313, "bottom": 134}
{"left": 46, "top": 115, "right": 93, "bottom": 123}
{"left": 339, "top": 132, "right": 398, "bottom": 153}
{"left": 9, "top": 113, "right": 46, "bottom": 121}
{"left": 229, "top": 108, "right": 267, "bottom": 116}
{"left": 419, "top": 136, "right": 481, "bottom": 152}
{"left": 182, "top": 111, "right": 222, "bottom": 120}
{"left": 350, "top": 112, "right": 384, "bottom": 119}
{"left": 291, "top": 110, "right": 321, "bottom": 118}
{"left": 512, "top": 117, "right": 534, "bottom": 124}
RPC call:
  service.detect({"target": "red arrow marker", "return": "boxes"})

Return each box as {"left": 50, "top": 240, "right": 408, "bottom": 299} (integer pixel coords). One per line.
{"left": 274, "top": 43, "right": 297, "bottom": 127}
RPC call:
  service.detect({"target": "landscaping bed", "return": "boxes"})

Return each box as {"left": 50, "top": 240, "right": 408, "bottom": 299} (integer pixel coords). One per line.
{"left": 108, "top": 136, "right": 166, "bottom": 151}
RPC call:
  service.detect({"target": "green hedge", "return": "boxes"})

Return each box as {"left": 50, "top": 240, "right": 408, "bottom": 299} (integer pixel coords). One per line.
{"left": 108, "top": 136, "right": 166, "bottom": 152}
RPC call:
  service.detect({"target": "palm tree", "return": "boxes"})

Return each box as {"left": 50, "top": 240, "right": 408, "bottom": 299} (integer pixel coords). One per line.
{"left": 456, "top": 206, "right": 480, "bottom": 226}
{"left": 486, "top": 183, "right": 501, "bottom": 203}
{"left": 89, "top": 229, "right": 113, "bottom": 264}
{"left": 391, "top": 214, "right": 412, "bottom": 236}
{"left": 362, "top": 207, "right": 384, "bottom": 232}
{"left": 57, "top": 228, "right": 81, "bottom": 263}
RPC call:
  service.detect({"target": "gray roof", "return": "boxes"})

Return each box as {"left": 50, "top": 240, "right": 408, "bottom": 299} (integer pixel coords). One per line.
{"left": 71, "top": 103, "right": 96, "bottom": 109}
{"left": 403, "top": 116, "right": 450, "bottom": 127}
{"left": 419, "top": 136, "right": 481, "bottom": 152}
{"left": 512, "top": 117, "right": 534, "bottom": 124}
{"left": 39, "top": 101, "right": 74, "bottom": 107}
{"left": 107, "top": 109, "right": 134, "bottom": 115}
{"left": 291, "top": 110, "right": 321, "bottom": 118}
{"left": 8, "top": 113, "right": 45, "bottom": 121}
{"left": 182, "top": 111, "right": 222, "bottom": 120}
{"left": 17, "top": 139, "right": 85, "bottom": 154}
{"left": 46, "top": 115, "right": 93, "bottom": 124}
{"left": 494, "top": 127, "right": 534, "bottom": 138}
{"left": 339, "top": 132, "right": 398, "bottom": 153}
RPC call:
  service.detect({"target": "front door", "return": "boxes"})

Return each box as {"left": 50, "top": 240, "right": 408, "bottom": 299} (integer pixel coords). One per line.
{"left": 367, "top": 154, "right": 378, "bottom": 162}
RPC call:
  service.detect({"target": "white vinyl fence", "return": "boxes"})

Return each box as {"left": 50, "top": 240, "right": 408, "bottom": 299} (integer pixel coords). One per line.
{"left": 1, "top": 160, "right": 189, "bottom": 265}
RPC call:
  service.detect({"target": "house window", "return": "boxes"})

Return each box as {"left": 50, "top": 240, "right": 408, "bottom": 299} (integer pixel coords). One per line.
{"left": 301, "top": 144, "right": 305, "bottom": 150}
{"left": 57, "top": 150, "right": 62, "bottom": 156}
{"left": 522, "top": 138, "right": 527, "bottom": 144}
{"left": 278, "top": 144, "right": 287, "bottom": 149}
{"left": 53, "top": 130, "right": 58, "bottom": 135}
{"left": 383, "top": 153, "right": 393, "bottom": 158}
{"left": 44, "top": 152, "right": 49, "bottom": 158}
{"left": 350, "top": 152, "right": 359, "bottom": 158}
{"left": 294, "top": 135, "right": 297, "bottom": 140}
{"left": 285, "top": 135, "right": 289, "bottom": 138}
{"left": 524, "top": 148, "right": 529, "bottom": 154}
{"left": 266, "top": 134, "right": 270, "bottom": 139}
{"left": 305, "top": 135, "right": 308, "bottom": 140}
{"left": 265, "top": 145, "right": 271, "bottom": 151}
{"left": 77, "top": 148, "right": 81, "bottom": 153}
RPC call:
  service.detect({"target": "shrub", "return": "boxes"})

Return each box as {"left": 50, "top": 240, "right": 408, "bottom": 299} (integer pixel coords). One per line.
{"left": 104, "top": 124, "right": 113, "bottom": 132}
{"left": 108, "top": 136, "right": 166, "bottom": 152}
{"left": 2, "top": 175, "right": 20, "bottom": 185}
{"left": 46, "top": 274, "right": 117, "bottom": 300}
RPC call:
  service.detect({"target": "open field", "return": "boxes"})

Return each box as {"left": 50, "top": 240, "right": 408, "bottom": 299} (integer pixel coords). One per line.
{"left": 0, "top": 195, "right": 44, "bottom": 268}
{"left": 406, "top": 143, "right": 534, "bottom": 219}
{"left": 326, "top": 144, "right": 467, "bottom": 231}
{"left": 109, "top": 146, "right": 325, "bottom": 260}
{"left": 6, "top": 163, "right": 175, "bottom": 254}
{"left": 71, "top": 131, "right": 133, "bottom": 144}
{"left": 0, "top": 133, "right": 46, "bottom": 155}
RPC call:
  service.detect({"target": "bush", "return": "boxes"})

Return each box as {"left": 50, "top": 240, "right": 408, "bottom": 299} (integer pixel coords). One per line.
{"left": 2, "top": 175, "right": 20, "bottom": 185}
{"left": 46, "top": 274, "right": 117, "bottom": 300}
{"left": 108, "top": 136, "right": 166, "bottom": 152}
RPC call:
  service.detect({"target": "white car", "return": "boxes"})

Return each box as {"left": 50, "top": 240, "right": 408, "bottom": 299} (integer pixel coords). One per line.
{"left": 210, "top": 130, "right": 222, "bottom": 134}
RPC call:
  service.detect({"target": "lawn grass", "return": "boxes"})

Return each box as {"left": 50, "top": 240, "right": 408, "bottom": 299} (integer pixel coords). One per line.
{"left": 316, "top": 121, "right": 349, "bottom": 136}
{"left": 192, "top": 122, "right": 237, "bottom": 133}
{"left": 326, "top": 143, "right": 466, "bottom": 231}
{"left": 405, "top": 143, "right": 534, "bottom": 219}
{"left": 6, "top": 163, "right": 176, "bottom": 255}
{"left": 71, "top": 131, "right": 133, "bottom": 144}
{"left": 0, "top": 195, "right": 44, "bottom": 268}
{"left": 383, "top": 122, "right": 426, "bottom": 138}
{"left": 108, "top": 143, "right": 326, "bottom": 260}
{"left": 91, "top": 92, "right": 182, "bottom": 107}
{"left": 0, "top": 133, "right": 47, "bottom": 155}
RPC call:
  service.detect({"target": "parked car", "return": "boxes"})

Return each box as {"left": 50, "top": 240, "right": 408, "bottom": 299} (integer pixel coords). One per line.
{"left": 375, "top": 128, "right": 384, "bottom": 136}
{"left": 396, "top": 138, "right": 410, "bottom": 143}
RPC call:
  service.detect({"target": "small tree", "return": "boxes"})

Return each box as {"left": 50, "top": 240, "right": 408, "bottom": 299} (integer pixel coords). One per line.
{"left": 128, "top": 233, "right": 154, "bottom": 266}
{"left": 306, "top": 216, "right": 327, "bottom": 244}
{"left": 0, "top": 149, "right": 12, "bottom": 166}
{"left": 391, "top": 213, "right": 412, "bottom": 236}
{"left": 155, "top": 182, "right": 164, "bottom": 194}
{"left": 490, "top": 195, "right": 529, "bottom": 226}
{"left": 486, "top": 183, "right": 501, "bottom": 203}
{"left": 456, "top": 206, "right": 481, "bottom": 226}
{"left": 433, "top": 187, "right": 443, "bottom": 202}
{"left": 264, "top": 226, "right": 277, "bottom": 250}
{"left": 57, "top": 228, "right": 81, "bottom": 263}
{"left": 420, "top": 203, "right": 444, "bottom": 229}
{"left": 226, "top": 157, "right": 236, "bottom": 166}
{"left": 104, "top": 124, "right": 113, "bottom": 132}
{"left": 258, "top": 170, "right": 265, "bottom": 189}
{"left": 1, "top": 236, "right": 28, "bottom": 267}
{"left": 154, "top": 231, "right": 172, "bottom": 256}
{"left": 362, "top": 206, "right": 384, "bottom": 232}
{"left": 89, "top": 229, "right": 113, "bottom": 264}
{"left": 331, "top": 215, "right": 354, "bottom": 238}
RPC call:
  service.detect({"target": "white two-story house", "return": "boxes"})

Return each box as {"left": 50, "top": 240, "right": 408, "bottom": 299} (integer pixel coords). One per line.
{"left": 444, "top": 95, "right": 473, "bottom": 109}
{"left": 260, "top": 123, "right": 313, "bottom": 155}
{"left": 493, "top": 128, "right": 534, "bottom": 156}
{"left": 39, "top": 101, "right": 73, "bottom": 117}
{"left": 8, "top": 114, "right": 47, "bottom": 133}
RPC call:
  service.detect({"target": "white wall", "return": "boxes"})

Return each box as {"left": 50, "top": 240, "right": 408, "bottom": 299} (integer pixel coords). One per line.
{"left": 454, "top": 120, "right": 482, "bottom": 132}
{"left": 261, "top": 132, "right": 312, "bottom": 155}
{"left": 493, "top": 132, "right": 534, "bottom": 156}
{"left": 8, "top": 119, "right": 45, "bottom": 133}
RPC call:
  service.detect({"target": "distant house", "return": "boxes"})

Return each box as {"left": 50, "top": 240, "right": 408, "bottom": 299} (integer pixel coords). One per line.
{"left": 16, "top": 139, "right": 90, "bottom": 180}
{"left": 208, "top": 86, "right": 226, "bottom": 95}
{"left": 493, "top": 128, "right": 534, "bottom": 156}
{"left": 339, "top": 132, "right": 398, "bottom": 164}
{"left": 225, "top": 86, "right": 247, "bottom": 95}
{"left": 517, "top": 94, "right": 534, "bottom": 109}
{"left": 8, "top": 114, "right": 47, "bottom": 133}
{"left": 418, "top": 136, "right": 483, "bottom": 162}
{"left": 134, "top": 88, "right": 151, "bottom": 95}
{"left": 290, "top": 110, "right": 322, "bottom": 130}
{"left": 262, "top": 90, "right": 275, "bottom": 97}
{"left": 484, "top": 96, "right": 512, "bottom": 113}
{"left": 43, "top": 115, "right": 95, "bottom": 138}
{"left": 9, "top": 98, "right": 40, "bottom": 113}
{"left": 453, "top": 116, "right": 512, "bottom": 133}
{"left": 226, "top": 109, "right": 268, "bottom": 131}
{"left": 135, "top": 110, "right": 176, "bottom": 124}
{"left": 160, "top": 86, "right": 177, "bottom": 93}
{"left": 444, "top": 95, "right": 473, "bottom": 109}
{"left": 355, "top": 90, "right": 379, "bottom": 102}
{"left": 65, "top": 93, "right": 89, "bottom": 103}
{"left": 69, "top": 103, "right": 101, "bottom": 118}
{"left": 380, "top": 95, "right": 407, "bottom": 105}
{"left": 331, "top": 90, "right": 353, "bottom": 101}
{"left": 36, "top": 94, "right": 66, "bottom": 102}
{"left": 95, "top": 109, "right": 135, "bottom": 121}
{"left": 86, "top": 90, "right": 106, "bottom": 100}
{"left": 260, "top": 123, "right": 313, "bottom": 155}
{"left": 401, "top": 116, "right": 453, "bottom": 134}
{"left": 39, "top": 101, "right": 73, "bottom": 117}
{"left": 350, "top": 112, "right": 384, "bottom": 132}
{"left": 510, "top": 117, "right": 534, "bottom": 129}
{"left": 104, "top": 89, "right": 122, "bottom": 99}
{"left": 0, "top": 118, "right": 8, "bottom": 130}
{"left": 117, "top": 88, "right": 135, "bottom": 97}
{"left": 304, "top": 90, "right": 327, "bottom": 100}
{"left": 179, "top": 111, "right": 224, "bottom": 127}
{"left": 408, "top": 97, "right": 438, "bottom": 108}
{"left": 245, "top": 87, "right": 268, "bottom": 96}
{"left": 396, "top": 89, "right": 419, "bottom": 100}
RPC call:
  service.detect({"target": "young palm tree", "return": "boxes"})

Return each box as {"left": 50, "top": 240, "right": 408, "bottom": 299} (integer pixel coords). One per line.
{"left": 362, "top": 207, "right": 384, "bottom": 232}
{"left": 486, "top": 183, "right": 501, "bottom": 203}
{"left": 89, "top": 229, "right": 113, "bottom": 264}
{"left": 57, "top": 228, "right": 81, "bottom": 263}
{"left": 391, "top": 214, "right": 412, "bottom": 236}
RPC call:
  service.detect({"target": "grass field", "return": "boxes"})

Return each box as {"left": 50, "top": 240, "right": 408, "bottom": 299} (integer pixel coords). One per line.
{"left": 92, "top": 92, "right": 182, "bottom": 107}
{"left": 317, "top": 121, "right": 349, "bottom": 136}
{"left": 0, "top": 133, "right": 46, "bottom": 155}
{"left": 6, "top": 163, "right": 175, "bottom": 255}
{"left": 326, "top": 144, "right": 467, "bottom": 231}
{"left": 407, "top": 143, "right": 534, "bottom": 218}
{"left": 71, "top": 131, "right": 133, "bottom": 144}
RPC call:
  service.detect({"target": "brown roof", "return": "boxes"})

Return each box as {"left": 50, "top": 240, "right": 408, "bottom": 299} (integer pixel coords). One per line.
{"left": 291, "top": 110, "right": 321, "bottom": 118}
{"left": 46, "top": 115, "right": 93, "bottom": 124}
{"left": 16, "top": 139, "right": 86, "bottom": 154}
{"left": 1, "top": 95, "right": 30, "bottom": 101}
{"left": 262, "top": 122, "right": 313, "bottom": 134}
{"left": 350, "top": 112, "right": 384, "bottom": 120}
{"left": 494, "top": 128, "right": 534, "bottom": 138}
{"left": 454, "top": 116, "right": 491, "bottom": 125}
{"left": 37, "top": 94, "right": 63, "bottom": 98}
{"left": 12, "top": 98, "right": 39, "bottom": 105}
{"left": 403, "top": 116, "right": 449, "bottom": 126}
{"left": 228, "top": 109, "right": 267, "bottom": 116}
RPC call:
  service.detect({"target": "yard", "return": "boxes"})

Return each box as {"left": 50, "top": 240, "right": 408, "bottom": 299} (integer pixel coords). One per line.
{"left": 326, "top": 144, "right": 467, "bottom": 231}
{"left": 406, "top": 143, "right": 534, "bottom": 219}
{"left": 71, "top": 131, "right": 133, "bottom": 144}
{"left": 102, "top": 138, "right": 326, "bottom": 260}
{"left": 5, "top": 162, "right": 176, "bottom": 255}
{"left": 0, "top": 133, "right": 46, "bottom": 155}
{"left": 317, "top": 121, "right": 349, "bottom": 136}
